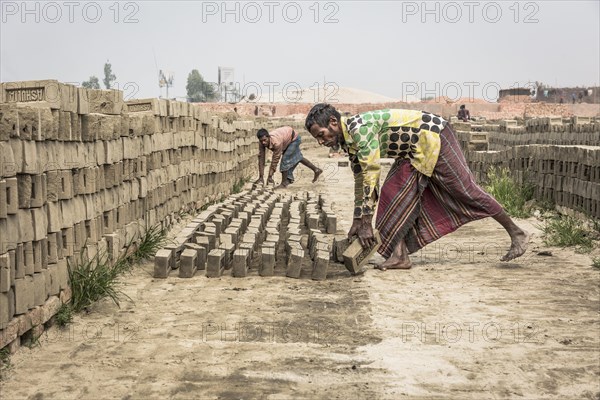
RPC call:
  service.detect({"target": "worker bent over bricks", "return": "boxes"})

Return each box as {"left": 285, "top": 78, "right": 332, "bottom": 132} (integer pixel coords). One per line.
{"left": 255, "top": 126, "right": 322, "bottom": 189}
{"left": 305, "top": 104, "right": 530, "bottom": 271}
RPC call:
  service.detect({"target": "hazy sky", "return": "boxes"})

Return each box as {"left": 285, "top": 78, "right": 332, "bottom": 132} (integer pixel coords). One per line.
{"left": 1, "top": 0, "right": 599, "bottom": 102}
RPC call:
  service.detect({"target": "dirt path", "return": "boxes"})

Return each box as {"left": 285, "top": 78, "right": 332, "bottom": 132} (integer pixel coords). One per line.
{"left": 1, "top": 147, "right": 599, "bottom": 400}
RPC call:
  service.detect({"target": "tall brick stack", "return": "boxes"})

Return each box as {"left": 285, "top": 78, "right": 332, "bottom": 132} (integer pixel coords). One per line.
{"left": 0, "top": 79, "right": 267, "bottom": 350}
{"left": 452, "top": 117, "right": 599, "bottom": 219}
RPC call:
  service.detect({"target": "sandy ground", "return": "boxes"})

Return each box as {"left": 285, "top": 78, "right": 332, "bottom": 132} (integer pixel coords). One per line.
{"left": 1, "top": 147, "right": 599, "bottom": 400}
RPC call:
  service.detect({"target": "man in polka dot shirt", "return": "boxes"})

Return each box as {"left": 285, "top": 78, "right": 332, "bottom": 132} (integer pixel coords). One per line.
{"left": 305, "top": 104, "right": 529, "bottom": 271}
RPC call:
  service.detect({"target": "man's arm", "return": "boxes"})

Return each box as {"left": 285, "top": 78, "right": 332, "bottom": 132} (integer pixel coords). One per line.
{"left": 268, "top": 145, "right": 283, "bottom": 180}
{"left": 256, "top": 143, "right": 266, "bottom": 183}
{"left": 347, "top": 123, "right": 381, "bottom": 247}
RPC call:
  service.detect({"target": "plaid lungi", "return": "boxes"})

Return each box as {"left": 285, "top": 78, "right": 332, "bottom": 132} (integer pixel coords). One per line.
{"left": 280, "top": 135, "right": 303, "bottom": 180}
{"left": 375, "top": 125, "right": 503, "bottom": 258}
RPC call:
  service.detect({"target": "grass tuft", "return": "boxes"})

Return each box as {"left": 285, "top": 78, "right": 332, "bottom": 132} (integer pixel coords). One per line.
{"left": 541, "top": 214, "right": 594, "bottom": 251}
{"left": 232, "top": 177, "right": 248, "bottom": 194}
{"left": 592, "top": 257, "right": 600, "bottom": 269}
{"left": 485, "top": 166, "right": 534, "bottom": 218}
{"left": 55, "top": 304, "right": 74, "bottom": 327}
{"left": 67, "top": 224, "right": 167, "bottom": 314}
{"left": 0, "top": 348, "right": 11, "bottom": 380}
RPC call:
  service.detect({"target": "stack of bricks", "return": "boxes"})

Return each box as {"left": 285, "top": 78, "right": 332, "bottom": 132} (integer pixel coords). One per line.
{"left": 468, "top": 145, "right": 599, "bottom": 219}
{"left": 285, "top": 198, "right": 306, "bottom": 278}
{"left": 153, "top": 187, "right": 286, "bottom": 278}
{"left": 453, "top": 117, "right": 600, "bottom": 156}
{"left": 154, "top": 189, "right": 346, "bottom": 281}
{"left": 0, "top": 79, "right": 267, "bottom": 351}
{"left": 451, "top": 116, "right": 599, "bottom": 219}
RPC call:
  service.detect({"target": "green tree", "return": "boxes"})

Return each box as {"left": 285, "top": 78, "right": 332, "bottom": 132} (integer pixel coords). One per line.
{"left": 186, "top": 69, "right": 216, "bottom": 102}
{"left": 82, "top": 76, "right": 100, "bottom": 89}
{"left": 103, "top": 61, "right": 117, "bottom": 89}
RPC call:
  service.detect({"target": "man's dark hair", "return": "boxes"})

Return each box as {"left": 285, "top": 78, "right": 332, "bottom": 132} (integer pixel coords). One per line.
{"left": 305, "top": 103, "right": 341, "bottom": 131}
{"left": 256, "top": 128, "right": 269, "bottom": 139}
{"left": 460, "top": 104, "right": 466, "bottom": 109}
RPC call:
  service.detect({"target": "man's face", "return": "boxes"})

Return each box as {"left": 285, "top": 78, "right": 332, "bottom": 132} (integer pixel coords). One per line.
{"left": 309, "top": 116, "right": 340, "bottom": 148}
{"left": 259, "top": 135, "right": 270, "bottom": 147}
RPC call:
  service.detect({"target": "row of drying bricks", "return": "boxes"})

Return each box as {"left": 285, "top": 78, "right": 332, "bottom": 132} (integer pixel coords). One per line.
{"left": 153, "top": 190, "right": 339, "bottom": 280}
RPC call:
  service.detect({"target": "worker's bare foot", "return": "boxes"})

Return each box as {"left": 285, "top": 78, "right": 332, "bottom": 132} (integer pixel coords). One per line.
{"left": 375, "top": 244, "right": 412, "bottom": 271}
{"left": 312, "top": 168, "right": 323, "bottom": 183}
{"left": 375, "top": 258, "right": 412, "bottom": 271}
{"left": 501, "top": 230, "right": 530, "bottom": 261}
{"left": 275, "top": 182, "right": 290, "bottom": 190}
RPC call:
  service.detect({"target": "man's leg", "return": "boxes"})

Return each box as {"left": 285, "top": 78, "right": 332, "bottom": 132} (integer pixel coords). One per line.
{"left": 376, "top": 238, "right": 412, "bottom": 271}
{"left": 275, "top": 170, "right": 290, "bottom": 189}
{"left": 492, "top": 210, "right": 530, "bottom": 261}
{"left": 299, "top": 158, "right": 323, "bottom": 182}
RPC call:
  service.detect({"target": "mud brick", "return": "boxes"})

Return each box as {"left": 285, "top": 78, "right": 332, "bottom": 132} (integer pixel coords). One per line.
{"left": 266, "top": 220, "right": 280, "bottom": 230}
{"left": 184, "top": 243, "right": 206, "bottom": 270}
{"left": 196, "top": 231, "right": 216, "bottom": 251}
{"left": 61, "top": 227, "right": 74, "bottom": 257}
{"left": 312, "top": 251, "right": 329, "bottom": 281}
{"left": 242, "top": 232, "right": 257, "bottom": 245}
{"left": 154, "top": 249, "right": 173, "bottom": 278}
{"left": 32, "top": 240, "right": 43, "bottom": 273}
{"left": 237, "top": 209, "right": 250, "bottom": 223}
{"left": 58, "top": 170, "right": 74, "bottom": 199}
{"left": 285, "top": 248, "right": 305, "bottom": 279}
{"left": 102, "top": 210, "right": 115, "bottom": 234}
{"left": 326, "top": 214, "right": 337, "bottom": 234}
{"left": 220, "top": 242, "right": 235, "bottom": 268}
{"left": 17, "top": 174, "right": 32, "bottom": 208}
{"left": 56, "top": 258, "right": 68, "bottom": 290}
{"left": 14, "top": 276, "right": 34, "bottom": 314}
{"left": 229, "top": 216, "right": 242, "bottom": 228}
{"left": 211, "top": 216, "right": 225, "bottom": 236}
{"left": 87, "top": 89, "right": 124, "bottom": 115}
{"left": 206, "top": 248, "right": 225, "bottom": 278}
{"left": 47, "top": 233, "right": 58, "bottom": 264}
{"left": 343, "top": 230, "right": 382, "bottom": 275}
{"left": 0, "top": 253, "right": 10, "bottom": 292}
{"left": 311, "top": 241, "right": 330, "bottom": 261}
{"left": 5, "top": 177, "right": 19, "bottom": 215}
{"left": 31, "top": 208, "right": 47, "bottom": 241}
{"left": 84, "top": 218, "right": 99, "bottom": 244}
{"left": 220, "top": 210, "right": 234, "bottom": 226}
{"left": 23, "top": 242, "right": 34, "bottom": 276}
{"left": 0, "top": 180, "right": 6, "bottom": 219}
{"left": 179, "top": 249, "right": 198, "bottom": 278}
{"left": 73, "top": 221, "right": 86, "bottom": 251}
{"left": 195, "top": 234, "right": 212, "bottom": 252}
{"left": 260, "top": 246, "right": 275, "bottom": 277}
{"left": 232, "top": 249, "right": 250, "bottom": 277}
{"left": 219, "top": 233, "right": 234, "bottom": 248}
{"left": 32, "top": 272, "right": 46, "bottom": 306}
{"left": 0, "top": 292, "right": 13, "bottom": 326}
{"left": 238, "top": 242, "right": 254, "bottom": 259}
{"left": 332, "top": 235, "right": 350, "bottom": 263}
{"left": 307, "top": 214, "right": 320, "bottom": 230}
{"left": 15, "top": 243, "right": 25, "bottom": 279}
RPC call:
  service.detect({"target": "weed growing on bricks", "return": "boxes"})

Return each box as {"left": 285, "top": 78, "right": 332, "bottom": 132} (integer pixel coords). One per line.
{"left": 541, "top": 215, "right": 595, "bottom": 251}
{"left": 592, "top": 257, "right": 600, "bottom": 269}
{"left": 484, "top": 166, "right": 534, "bottom": 218}
{"left": 55, "top": 303, "right": 74, "bottom": 327}
{"left": 232, "top": 177, "right": 248, "bottom": 194}
{"left": 66, "top": 224, "right": 167, "bottom": 314}
{"left": 0, "top": 347, "right": 12, "bottom": 380}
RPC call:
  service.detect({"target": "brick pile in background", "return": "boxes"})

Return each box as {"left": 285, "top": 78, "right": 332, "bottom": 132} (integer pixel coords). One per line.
{"left": 0, "top": 79, "right": 277, "bottom": 350}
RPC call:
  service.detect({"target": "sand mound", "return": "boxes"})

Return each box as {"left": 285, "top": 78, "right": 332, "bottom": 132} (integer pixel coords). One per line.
{"left": 424, "top": 96, "right": 490, "bottom": 104}
{"left": 264, "top": 86, "right": 399, "bottom": 104}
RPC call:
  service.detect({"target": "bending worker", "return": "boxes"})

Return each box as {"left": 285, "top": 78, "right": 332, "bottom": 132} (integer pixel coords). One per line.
{"left": 255, "top": 126, "right": 322, "bottom": 188}
{"left": 305, "top": 104, "right": 529, "bottom": 271}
